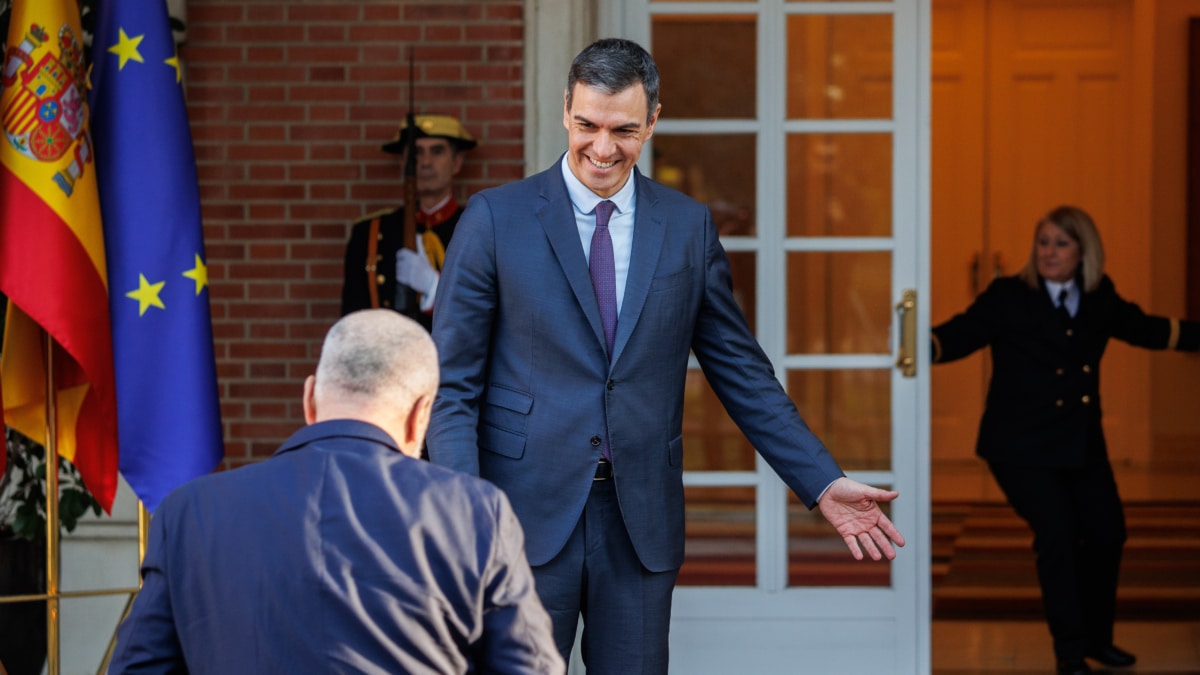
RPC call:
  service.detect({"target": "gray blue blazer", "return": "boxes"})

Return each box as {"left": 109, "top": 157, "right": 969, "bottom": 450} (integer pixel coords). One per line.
{"left": 429, "top": 161, "right": 843, "bottom": 572}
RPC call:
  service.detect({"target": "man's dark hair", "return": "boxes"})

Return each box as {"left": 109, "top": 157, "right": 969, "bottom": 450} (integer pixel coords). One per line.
{"left": 566, "top": 38, "right": 660, "bottom": 124}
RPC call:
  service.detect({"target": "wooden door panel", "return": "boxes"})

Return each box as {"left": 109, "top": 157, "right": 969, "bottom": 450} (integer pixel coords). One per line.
{"left": 932, "top": 0, "right": 1143, "bottom": 502}
{"left": 931, "top": 0, "right": 991, "bottom": 500}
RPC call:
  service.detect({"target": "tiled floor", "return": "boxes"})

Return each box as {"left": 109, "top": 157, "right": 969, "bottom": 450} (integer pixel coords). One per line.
{"left": 933, "top": 620, "right": 1200, "bottom": 673}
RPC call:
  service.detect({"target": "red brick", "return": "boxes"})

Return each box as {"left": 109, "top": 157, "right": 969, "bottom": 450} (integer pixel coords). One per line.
{"left": 405, "top": 4, "right": 483, "bottom": 21}
{"left": 310, "top": 144, "right": 348, "bottom": 161}
{"left": 309, "top": 105, "right": 348, "bottom": 121}
{"left": 307, "top": 25, "right": 348, "bottom": 42}
{"left": 247, "top": 204, "right": 287, "bottom": 220}
{"left": 348, "top": 25, "right": 422, "bottom": 43}
{"left": 288, "top": 5, "right": 360, "bottom": 22}
{"left": 190, "top": 5, "right": 244, "bottom": 22}
{"left": 246, "top": 5, "right": 285, "bottom": 21}
{"left": 247, "top": 46, "right": 285, "bottom": 62}
{"left": 289, "top": 45, "right": 360, "bottom": 63}
{"left": 465, "top": 24, "right": 523, "bottom": 42}
{"left": 228, "top": 65, "right": 308, "bottom": 83}
{"left": 229, "top": 183, "right": 306, "bottom": 201}
{"left": 426, "top": 25, "right": 463, "bottom": 42}
{"left": 486, "top": 4, "right": 524, "bottom": 21}
{"left": 249, "top": 324, "right": 288, "bottom": 340}
{"left": 186, "top": 46, "right": 245, "bottom": 63}
{"left": 310, "top": 184, "right": 347, "bottom": 200}
{"left": 309, "top": 66, "right": 347, "bottom": 83}
{"left": 226, "top": 25, "right": 305, "bottom": 43}
{"left": 249, "top": 165, "right": 286, "bottom": 181}
{"left": 290, "top": 164, "right": 360, "bottom": 181}
{"left": 247, "top": 244, "right": 288, "bottom": 259}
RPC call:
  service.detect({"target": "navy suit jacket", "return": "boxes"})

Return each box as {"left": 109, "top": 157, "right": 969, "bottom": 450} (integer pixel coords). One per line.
{"left": 108, "top": 419, "right": 563, "bottom": 675}
{"left": 428, "top": 162, "right": 843, "bottom": 572}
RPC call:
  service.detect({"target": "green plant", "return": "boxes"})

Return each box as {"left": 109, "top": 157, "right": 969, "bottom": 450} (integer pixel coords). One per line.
{"left": 0, "top": 427, "right": 102, "bottom": 541}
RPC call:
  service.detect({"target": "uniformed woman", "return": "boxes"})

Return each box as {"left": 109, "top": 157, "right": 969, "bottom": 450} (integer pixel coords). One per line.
{"left": 931, "top": 205, "right": 1200, "bottom": 675}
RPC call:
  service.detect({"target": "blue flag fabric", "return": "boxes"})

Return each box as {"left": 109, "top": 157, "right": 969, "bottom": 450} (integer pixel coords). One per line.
{"left": 90, "top": 0, "right": 223, "bottom": 511}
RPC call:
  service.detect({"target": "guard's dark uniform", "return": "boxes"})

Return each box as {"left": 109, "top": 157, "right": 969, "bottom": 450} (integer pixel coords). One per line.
{"left": 932, "top": 273, "right": 1200, "bottom": 663}
{"left": 340, "top": 198, "right": 463, "bottom": 331}
{"left": 339, "top": 113, "right": 475, "bottom": 331}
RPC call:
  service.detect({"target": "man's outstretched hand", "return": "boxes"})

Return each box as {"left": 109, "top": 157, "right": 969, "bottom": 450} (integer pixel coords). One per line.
{"left": 817, "top": 477, "right": 905, "bottom": 561}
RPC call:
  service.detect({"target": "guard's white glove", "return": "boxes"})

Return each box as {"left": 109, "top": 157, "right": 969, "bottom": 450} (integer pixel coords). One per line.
{"left": 395, "top": 247, "right": 439, "bottom": 309}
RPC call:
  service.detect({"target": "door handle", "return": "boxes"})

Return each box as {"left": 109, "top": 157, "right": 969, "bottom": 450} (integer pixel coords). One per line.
{"left": 970, "top": 252, "right": 980, "bottom": 296}
{"left": 895, "top": 289, "right": 917, "bottom": 377}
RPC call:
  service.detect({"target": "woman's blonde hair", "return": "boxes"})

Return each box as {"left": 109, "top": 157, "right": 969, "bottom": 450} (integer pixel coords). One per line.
{"left": 1017, "top": 205, "right": 1106, "bottom": 293}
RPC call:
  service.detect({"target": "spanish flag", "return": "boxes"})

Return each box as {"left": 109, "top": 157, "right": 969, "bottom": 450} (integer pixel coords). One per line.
{"left": 0, "top": 0, "right": 120, "bottom": 510}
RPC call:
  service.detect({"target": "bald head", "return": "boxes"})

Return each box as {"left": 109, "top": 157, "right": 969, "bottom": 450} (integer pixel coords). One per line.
{"left": 305, "top": 310, "right": 438, "bottom": 455}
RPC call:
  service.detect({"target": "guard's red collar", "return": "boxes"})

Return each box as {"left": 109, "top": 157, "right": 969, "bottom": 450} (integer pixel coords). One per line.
{"left": 416, "top": 196, "right": 458, "bottom": 229}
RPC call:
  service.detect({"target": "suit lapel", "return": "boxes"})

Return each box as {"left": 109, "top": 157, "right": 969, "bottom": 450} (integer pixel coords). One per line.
{"left": 535, "top": 165, "right": 608, "bottom": 353}
{"left": 611, "top": 171, "right": 667, "bottom": 365}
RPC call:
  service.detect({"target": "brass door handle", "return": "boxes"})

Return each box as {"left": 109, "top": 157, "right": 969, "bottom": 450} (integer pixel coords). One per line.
{"left": 895, "top": 289, "right": 917, "bottom": 377}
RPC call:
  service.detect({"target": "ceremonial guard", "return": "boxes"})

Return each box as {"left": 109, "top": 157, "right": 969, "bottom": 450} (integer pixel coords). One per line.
{"left": 340, "top": 113, "right": 476, "bottom": 330}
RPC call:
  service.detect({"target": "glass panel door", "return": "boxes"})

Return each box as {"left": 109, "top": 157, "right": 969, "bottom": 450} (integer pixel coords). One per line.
{"left": 611, "top": 0, "right": 930, "bottom": 671}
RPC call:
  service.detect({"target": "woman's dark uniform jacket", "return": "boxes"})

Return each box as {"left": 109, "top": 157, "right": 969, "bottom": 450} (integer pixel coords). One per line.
{"left": 931, "top": 274, "right": 1200, "bottom": 467}
{"left": 340, "top": 204, "right": 462, "bottom": 331}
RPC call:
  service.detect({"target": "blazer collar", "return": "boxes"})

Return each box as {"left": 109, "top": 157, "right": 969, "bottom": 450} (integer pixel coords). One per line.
{"left": 273, "top": 419, "right": 401, "bottom": 458}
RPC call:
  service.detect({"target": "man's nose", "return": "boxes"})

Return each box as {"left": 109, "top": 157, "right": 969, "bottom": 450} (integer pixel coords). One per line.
{"left": 593, "top": 131, "right": 617, "bottom": 158}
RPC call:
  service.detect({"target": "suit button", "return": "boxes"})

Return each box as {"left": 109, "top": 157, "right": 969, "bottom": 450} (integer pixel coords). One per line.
{"left": 1056, "top": 368, "right": 1064, "bottom": 376}
{"left": 1066, "top": 329, "right": 1074, "bottom": 336}
{"left": 1082, "top": 395, "right": 1090, "bottom": 404}
{"left": 590, "top": 435, "right": 602, "bottom": 446}
{"left": 1056, "top": 399, "right": 1064, "bottom": 407}
{"left": 376, "top": 274, "right": 386, "bottom": 284}
{"left": 607, "top": 379, "right": 615, "bottom": 391}
{"left": 1082, "top": 364, "right": 1091, "bottom": 373}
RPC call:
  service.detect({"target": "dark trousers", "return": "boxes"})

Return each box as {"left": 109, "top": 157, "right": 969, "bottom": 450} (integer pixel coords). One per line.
{"left": 988, "top": 459, "right": 1127, "bottom": 661}
{"left": 532, "top": 478, "right": 679, "bottom": 675}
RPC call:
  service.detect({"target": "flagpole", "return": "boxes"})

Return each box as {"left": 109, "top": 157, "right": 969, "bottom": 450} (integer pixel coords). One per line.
{"left": 43, "top": 330, "right": 61, "bottom": 675}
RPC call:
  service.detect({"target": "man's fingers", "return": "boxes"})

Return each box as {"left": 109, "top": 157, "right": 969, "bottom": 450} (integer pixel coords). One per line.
{"left": 844, "top": 535, "right": 865, "bottom": 561}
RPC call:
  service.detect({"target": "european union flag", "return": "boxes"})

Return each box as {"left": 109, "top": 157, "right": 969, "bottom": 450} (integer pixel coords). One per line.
{"left": 90, "top": 0, "right": 223, "bottom": 512}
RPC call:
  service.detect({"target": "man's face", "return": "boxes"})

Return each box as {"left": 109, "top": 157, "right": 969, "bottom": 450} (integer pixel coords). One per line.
{"left": 405, "top": 138, "right": 463, "bottom": 201}
{"left": 563, "top": 83, "right": 660, "bottom": 198}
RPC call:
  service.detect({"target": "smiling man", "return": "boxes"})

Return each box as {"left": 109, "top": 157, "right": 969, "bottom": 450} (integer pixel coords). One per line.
{"left": 428, "top": 38, "right": 905, "bottom": 674}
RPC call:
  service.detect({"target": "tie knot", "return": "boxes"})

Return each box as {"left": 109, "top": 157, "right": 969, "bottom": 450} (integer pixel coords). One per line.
{"left": 594, "top": 200, "right": 616, "bottom": 228}
{"left": 1058, "top": 288, "right": 1069, "bottom": 306}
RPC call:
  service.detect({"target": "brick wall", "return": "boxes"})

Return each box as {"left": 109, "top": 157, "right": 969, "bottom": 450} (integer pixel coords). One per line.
{"left": 183, "top": 1, "right": 525, "bottom": 465}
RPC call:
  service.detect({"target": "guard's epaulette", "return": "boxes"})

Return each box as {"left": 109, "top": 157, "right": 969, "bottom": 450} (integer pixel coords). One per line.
{"left": 358, "top": 207, "right": 400, "bottom": 223}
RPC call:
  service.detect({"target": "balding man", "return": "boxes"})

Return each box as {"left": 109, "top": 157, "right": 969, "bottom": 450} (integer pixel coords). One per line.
{"left": 108, "top": 311, "right": 563, "bottom": 675}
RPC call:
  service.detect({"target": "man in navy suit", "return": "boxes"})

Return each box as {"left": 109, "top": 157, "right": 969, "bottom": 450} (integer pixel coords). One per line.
{"left": 108, "top": 310, "right": 563, "bottom": 674}
{"left": 428, "top": 38, "right": 906, "bottom": 673}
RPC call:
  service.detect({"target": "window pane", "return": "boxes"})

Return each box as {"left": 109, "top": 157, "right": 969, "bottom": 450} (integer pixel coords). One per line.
{"left": 680, "top": 486, "right": 757, "bottom": 587}
{"left": 787, "top": 14, "right": 892, "bottom": 119}
{"left": 787, "top": 369, "right": 891, "bottom": 471}
{"left": 788, "top": 493, "right": 891, "bottom": 587}
{"left": 683, "top": 370, "right": 757, "bottom": 472}
{"left": 654, "top": 134, "right": 756, "bottom": 236}
{"left": 786, "top": 251, "right": 891, "bottom": 354}
{"left": 653, "top": 15, "right": 756, "bottom": 119}
{"left": 787, "top": 133, "right": 892, "bottom": 237}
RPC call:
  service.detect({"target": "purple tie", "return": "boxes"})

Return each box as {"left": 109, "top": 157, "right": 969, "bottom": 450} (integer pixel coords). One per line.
{"left": 590, "top": 200, "right": 617, "bottom": 462}
{"left": 590, "top": 200, "right": 618, "bottom": 359}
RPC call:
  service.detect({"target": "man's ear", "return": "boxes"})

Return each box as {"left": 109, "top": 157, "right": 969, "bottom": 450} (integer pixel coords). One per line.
{"left": 401, "top": 394, "right": 434, "bottom": 458}
{"left": 302, "top": 375, "right": 317, "bottom": 425}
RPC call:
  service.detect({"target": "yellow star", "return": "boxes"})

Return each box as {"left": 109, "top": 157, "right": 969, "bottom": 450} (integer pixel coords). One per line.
{"left": 108, "top": 28, "right": 145, "bottom": 70}
{"left": 165, "top": 47, "right": 182, "bottom": 83}
{"left": 182, "top": 254, "right": 208, "bottom": 295}
{"left": 126, "top": 274, "right": 166, "bottom": 316}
